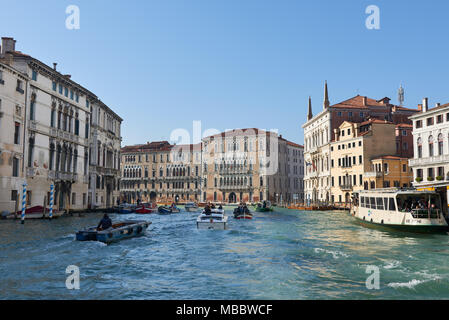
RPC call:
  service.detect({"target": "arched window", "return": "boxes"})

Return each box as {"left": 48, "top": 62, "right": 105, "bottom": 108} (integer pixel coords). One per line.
{"left": 438, "top": 134, "right": 444, "bottom": 155}
{"left": 428, "top": 135, "right": 434, "bottom": 157}
{"left": 417, "top": 137, "right": 422, "bottom": 158}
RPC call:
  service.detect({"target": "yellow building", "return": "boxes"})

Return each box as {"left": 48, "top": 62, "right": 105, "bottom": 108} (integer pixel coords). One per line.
{"left": 330, "top": 119, "right": 401, "bottom": 204}
{"left": 120, "top": 141, "right": 202, "bottom": 204}
{"left": 364, "top": 156, "right": 413, "bottom": 190}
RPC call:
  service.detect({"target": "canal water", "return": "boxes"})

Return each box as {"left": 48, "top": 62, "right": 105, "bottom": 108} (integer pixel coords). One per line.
{"left": 1, "top": 208, "right": 449, "bottom": 299}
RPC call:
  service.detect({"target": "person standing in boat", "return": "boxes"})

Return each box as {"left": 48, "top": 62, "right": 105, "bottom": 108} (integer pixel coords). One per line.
{"left": 97, "top": 214, "right": 112, "bottom": 231}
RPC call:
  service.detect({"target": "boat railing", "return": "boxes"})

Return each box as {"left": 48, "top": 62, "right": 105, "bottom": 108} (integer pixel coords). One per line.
{"left": 410, "top": 208, "right": 442, "bottom": 219}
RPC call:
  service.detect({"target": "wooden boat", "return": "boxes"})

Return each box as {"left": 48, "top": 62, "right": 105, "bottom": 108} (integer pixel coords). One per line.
{"left": 76, "top": 220, "right": 151, "bottom": 243}
{"left": 197, "top": 209, "right": 228, "bottom": 230}
{"left": 233, "top": 207, "right": 253, "bottom": 220}
{"left": 135, "top": 202, "right": 157, "bottom": 214}
{"left": 158, "top": 205, "right": 181, "bottom": 215}
{"left": 116, "top": 204, "right": 136, "bottom": 214}
{"left": 255, "top": 201, "right": 273, "bottom": 212}
{"left": 3, "top": 206, "right": 65, "bottom": 220}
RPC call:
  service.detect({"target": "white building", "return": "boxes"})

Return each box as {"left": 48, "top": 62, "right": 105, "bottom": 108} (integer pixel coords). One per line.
{"left": 409, "top": 98, "right": 449, "bottom": 212}
{"left": 0, "top": 60, "right": 28, "bottom": 213}
{"left": 302, "top": 84, "right": 332, "bottom": 204}
{"left": 0, "top": 37, "right": 122, "bottom": 213}
{"left": 286, "top": 140, "right": 304, "bottom": 203}
{"left": 88, "top": 100, "right": 122, "bottom": 209}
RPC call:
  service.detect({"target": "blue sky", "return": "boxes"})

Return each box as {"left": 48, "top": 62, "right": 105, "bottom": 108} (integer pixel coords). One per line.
{"left": 1, "top": 0, "right": 448, "bottom": 146}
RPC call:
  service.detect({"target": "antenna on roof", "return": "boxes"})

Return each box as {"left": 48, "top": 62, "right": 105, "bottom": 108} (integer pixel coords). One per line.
{"left": 398, "top": 83, "right": 404, "bottom": 106}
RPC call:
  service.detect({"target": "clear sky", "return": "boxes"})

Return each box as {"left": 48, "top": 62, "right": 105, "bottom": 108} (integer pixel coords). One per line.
{"left": 1, "top": 0, "right": 448, "bottom": 146}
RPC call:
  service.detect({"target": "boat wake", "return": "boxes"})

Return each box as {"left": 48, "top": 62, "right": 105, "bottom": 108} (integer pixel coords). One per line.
{"left": 383, "top": 260, "right": 402, "bottom": 270}
{"left": 314, "top": 247, "right": 349, "bottom": 259}
{"left": 387, "top": 271, "right": 442, "bottom": 289}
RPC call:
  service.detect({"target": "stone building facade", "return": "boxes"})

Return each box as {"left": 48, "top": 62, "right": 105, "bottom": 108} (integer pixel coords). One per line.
{"left": 120, "top": 141, "right": 202, "bottom": 204}
{"left": 88, "top": 100, "right": 122, "bottom": 209}
{"left": 330, "top": 119, "right": 412, "bottom": 204}
{"left": 0, "top": 60, "right": 28, "bottom": 212}
{"left": 121, "top": 129, "right": 304, "bottom": 205}
{"left": 303, "top": 82, "right": 419, "bottom": 204}
{"left": 0, "top": 37, "right": 122, "bottom": 213}
{"left": 409, "top": 98, "right": 449, "bottom": 212}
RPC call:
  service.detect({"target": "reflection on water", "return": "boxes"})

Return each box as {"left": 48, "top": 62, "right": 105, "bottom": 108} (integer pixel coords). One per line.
{"left": 1, "top": 208, "right": 449, "bottom": 299}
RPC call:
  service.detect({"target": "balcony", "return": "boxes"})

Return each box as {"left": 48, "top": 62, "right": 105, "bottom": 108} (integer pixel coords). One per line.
{"left": 409, "top": 154, "right": 449, "bottom": 167}
{"left": 218, "top": 185, "right": 253, "bottom": 191}
{"left": 364, "top": 171, "right": 383, "bottom": 178}
{"left": 48, "top": 171, "right": 78, "bottom": 182}
{"left": 340, "top": 184, "right": 353, "bottom": 191}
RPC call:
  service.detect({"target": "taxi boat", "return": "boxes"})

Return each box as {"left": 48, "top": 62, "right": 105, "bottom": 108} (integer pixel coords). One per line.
{"left": 196, "top": 209, "right": 228, "bottom": 230}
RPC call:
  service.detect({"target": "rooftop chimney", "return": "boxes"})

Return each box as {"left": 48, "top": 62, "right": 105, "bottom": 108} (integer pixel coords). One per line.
{"left": 423, "top": 98, "right": 428, "bottom": 112}
{"left": 363, "top": 96, "right": 367, "bottom": 106}
{"left": 418, "top": 104, "right": 422, "bottom": 112}
{"left": 1, "top": 37, "right": 16, "bottom": 56}
{"left": 53, "top": 63, "right": 57, "bottom": 71}
{"left": 436, "top": 103, "right": 441, "bottom": 108}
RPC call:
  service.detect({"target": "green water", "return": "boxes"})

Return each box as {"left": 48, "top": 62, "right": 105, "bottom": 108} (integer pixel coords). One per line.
{"left": 1, "top": 208, "right": 449, "bottom": 299}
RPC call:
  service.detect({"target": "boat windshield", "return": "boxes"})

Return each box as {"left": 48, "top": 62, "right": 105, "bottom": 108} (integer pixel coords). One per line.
{"left": 396, "top": 193, "right": 441, "bottom": 215}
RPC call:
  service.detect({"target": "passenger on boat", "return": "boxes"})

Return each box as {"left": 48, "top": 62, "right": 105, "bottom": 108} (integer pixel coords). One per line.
{"left": 211, "top": 203, "right": 216, "bottom": 209}
{"left": 97, "top": 214, "right": 112, "bottom": 231}
{"left": 218, "top": 205, "right": 223, "bottom": 210}
{"left": 204, "top": 204, "right": 212, "bottom": 215}
{"left": 263, "top": 201, "right": 267, "bottom": 209}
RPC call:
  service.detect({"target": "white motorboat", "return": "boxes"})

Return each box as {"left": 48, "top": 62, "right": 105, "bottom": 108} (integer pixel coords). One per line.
{"left": 351, "top": 188, "right": 448, "bottom": 233}
{"left": 185, "top": 202, "right": 199, "bottom": 212}
{"left": 196, "top": 209, "right": 228, "bottom": 230}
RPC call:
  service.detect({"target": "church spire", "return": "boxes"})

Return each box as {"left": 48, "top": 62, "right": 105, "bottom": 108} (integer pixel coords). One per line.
{"left": 398, "top": 83, "right": 404, "bottom": 107}
{"left": 307, "top": 96, "right": 313, "bottom": 120}
{"left": 323, "top": 80, "right": 330, "bottom": 109}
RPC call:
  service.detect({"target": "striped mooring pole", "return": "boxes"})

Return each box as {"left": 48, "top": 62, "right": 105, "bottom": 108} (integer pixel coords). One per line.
{"left": 49, "top": 184, "right": 54, "bottom": 220}
{"left": 21, "top": 183, "right": 27, "bottom": 224}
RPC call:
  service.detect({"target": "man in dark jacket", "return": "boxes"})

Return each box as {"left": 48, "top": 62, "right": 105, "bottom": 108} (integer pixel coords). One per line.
{"left": 97, "top": 214, "right": 112, "bottom": 230}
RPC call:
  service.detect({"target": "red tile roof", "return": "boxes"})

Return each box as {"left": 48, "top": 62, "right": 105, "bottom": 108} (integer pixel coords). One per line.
{"left": 330, "top": 95, "right": 418, "bottom": 113}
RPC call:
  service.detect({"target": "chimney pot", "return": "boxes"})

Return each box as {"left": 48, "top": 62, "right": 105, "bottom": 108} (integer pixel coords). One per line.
{"left": 1, "top": 37, "right": 16, "bottom": 56}
{"left": 423, "top": 98, "right": 428, "bottom": 112}
{"left": 363, "top": 96, "right": 367, "bottom": 106}
{"left": 53, "top": 63, "right": 57, "bottom": 71}
{"left": 436, "top": 103, "right": 441, "bottom": 108}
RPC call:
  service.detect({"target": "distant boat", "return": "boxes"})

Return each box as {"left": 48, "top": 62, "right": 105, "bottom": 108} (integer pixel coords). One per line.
{"left": 135, "top": 202, "right": 157, "bottom": 214}
{"left": 185, "top": 202, "right": 199, "bottom": 212}
{"left": 255, "top": 201, "right": 273, "bottom": 212}
{"left": 76, "top": 220, "right": 151, "bottom": 243}
{"left": 197, "top": 209, "right": 228, "bottom": 230}
{"left": 116, "top": 204, "right": 136, "bottom": 214}
{"left": 3, "top": 206, "right": 65, "bottom": 220}
{"left": 233, "top": 207, "right": 253, "bottom": 220}
{"left": 158, "top": 205, "right": 180, "bottom": 215}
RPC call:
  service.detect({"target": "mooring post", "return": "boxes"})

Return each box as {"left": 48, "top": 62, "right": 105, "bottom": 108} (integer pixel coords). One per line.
{"left": 49, "top": 184, "right": 54, "bottom": 220}
{"left": 43, "top": 196, "right": 47, "bottom": 218}
{"left": 14, "top": 197, "right": 18, "bottom": 220}
{"left": 21, "top": 183, "right": 27, "bottom": 224}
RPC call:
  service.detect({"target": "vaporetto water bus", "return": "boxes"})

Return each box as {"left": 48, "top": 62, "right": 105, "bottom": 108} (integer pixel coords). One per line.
{"left": 351, "top": 188, "right": 449, "bottom": 233}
